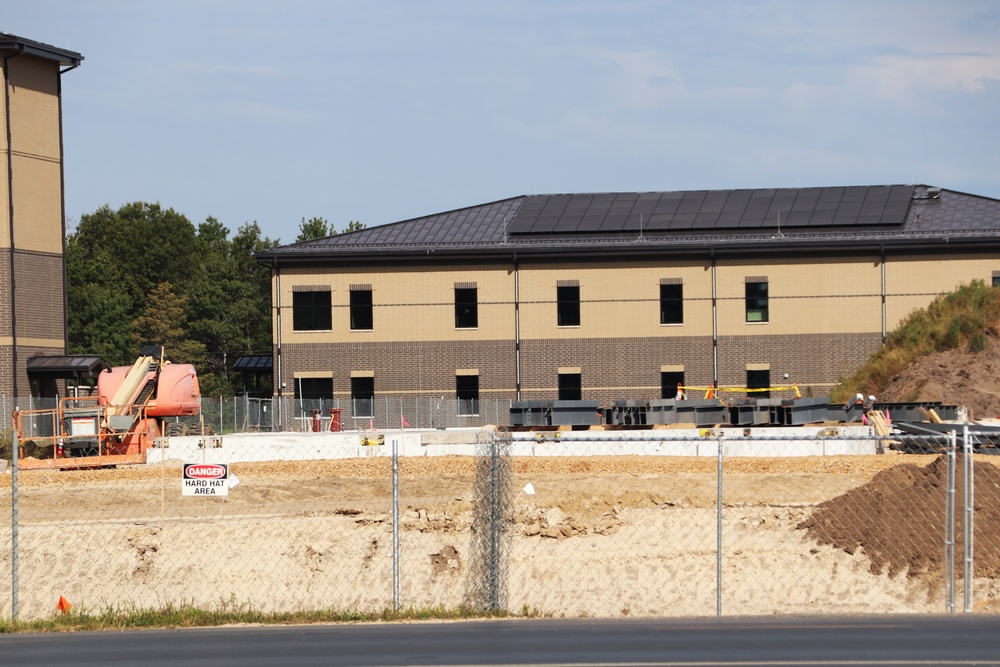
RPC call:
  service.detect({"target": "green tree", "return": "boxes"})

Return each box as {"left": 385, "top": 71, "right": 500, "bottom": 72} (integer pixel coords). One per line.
{"left": 344, "top": 220, "right": 366, "bottom": 232}
{"left": 296, "top": 216, "right": 332, "bottom": 242}
{"left": 67, "top": 203, "right": 279, "bottom": 396}
{"left": 131, "top": 282, "right": 206, "bottom": 365}
{"left": 187, "top": 219, "right": 278, "bottom": 395}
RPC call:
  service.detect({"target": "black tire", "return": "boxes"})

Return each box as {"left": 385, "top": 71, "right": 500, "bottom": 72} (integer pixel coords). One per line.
{"left": 165, "top": 422, "right": 187, "bottom": 437}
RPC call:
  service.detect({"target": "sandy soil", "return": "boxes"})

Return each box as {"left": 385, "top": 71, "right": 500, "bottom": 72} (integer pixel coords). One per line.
{"left": 878, "top": 332, "right": 1000, "bottom": 420}
{"left": 1, "top": 454, "right": 998, "bottom": 620}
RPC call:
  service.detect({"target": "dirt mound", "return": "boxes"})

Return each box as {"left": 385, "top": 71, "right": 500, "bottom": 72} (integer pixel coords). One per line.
{"left": 876, "top": 334, "right": 1000, "bottom": 420}
{"left": 798, "top": 456, "right": 1000, "bottom": 578}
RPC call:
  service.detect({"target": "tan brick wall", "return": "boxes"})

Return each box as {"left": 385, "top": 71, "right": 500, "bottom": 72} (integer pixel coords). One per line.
{"left": 885, "top": 254, "right": 1000, "bottom": 327}
{"left": 10, "top": 156, "right": 63, "bottom": 253}
{"left": 714, "top": 256, "right": 883, "bottom": 335}
{"left": 516, "top": 260, "right": 716, "bottom": 339}
{"left": 276, "top": 264, "right": 517, "bottom": 344}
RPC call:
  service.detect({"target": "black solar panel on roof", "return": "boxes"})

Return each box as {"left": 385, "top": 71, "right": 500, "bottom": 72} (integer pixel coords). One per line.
{"left": 506, "top": 186, "right": 915, "bottom": 236}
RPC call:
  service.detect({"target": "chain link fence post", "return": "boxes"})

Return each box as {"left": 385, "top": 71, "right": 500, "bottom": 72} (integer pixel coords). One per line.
{"left": 469, "top": 429, "right": 512, "bottom": 612}
{"left": 11, "top": 424, "right": 18, "bottom": 622}
{"left": 946, "top": 429, "right": 957, "bottom": 614}
{"left": 716, "top": 431, "right": 723, "bottom": 616}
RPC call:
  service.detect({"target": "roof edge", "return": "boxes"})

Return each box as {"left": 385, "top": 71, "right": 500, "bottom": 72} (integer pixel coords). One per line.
{"left": 0, "top": 33, "right": 83, "bottom": 66}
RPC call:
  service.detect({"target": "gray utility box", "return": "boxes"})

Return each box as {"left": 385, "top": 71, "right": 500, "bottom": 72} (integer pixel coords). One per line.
{"left": 550, "top": 400, "right": 602, "bottom": 426}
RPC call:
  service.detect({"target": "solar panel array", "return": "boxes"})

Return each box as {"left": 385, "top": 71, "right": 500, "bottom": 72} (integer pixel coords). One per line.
{"left": 507, "top": 185, "right": 915, "bottom": 235}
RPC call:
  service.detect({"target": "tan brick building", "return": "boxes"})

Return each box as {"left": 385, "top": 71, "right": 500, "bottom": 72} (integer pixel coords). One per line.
{"left": 258, "top": 185, "right": 1000, "bottom": 412}
{"left": 0, "top": 34, "right": 83, "bottom": 398}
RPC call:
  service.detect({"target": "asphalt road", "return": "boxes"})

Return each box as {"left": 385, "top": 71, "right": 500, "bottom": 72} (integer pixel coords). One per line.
{"left": 1, "top": 615, "right": 998, "bottom": 666}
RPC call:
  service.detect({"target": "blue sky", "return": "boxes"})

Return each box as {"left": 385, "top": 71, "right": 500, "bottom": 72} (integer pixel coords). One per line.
{"left": 7, "top": 1, "right": 1000, "bottom": 243}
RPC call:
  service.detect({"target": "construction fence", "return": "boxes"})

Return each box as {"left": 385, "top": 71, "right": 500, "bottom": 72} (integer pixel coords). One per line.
{"left": 0, "top": 396, "right": 518, "bottom": 435}
{"left": 2, "top": 429, "right": 999, "bottom": 621}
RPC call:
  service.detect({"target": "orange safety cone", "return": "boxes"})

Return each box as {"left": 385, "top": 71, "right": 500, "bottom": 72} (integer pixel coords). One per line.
{"left": 705, "top": 383, "right": 715, "bottom": 399}
{"left": 57, "top": 595, "right": 72, "bottom": 614}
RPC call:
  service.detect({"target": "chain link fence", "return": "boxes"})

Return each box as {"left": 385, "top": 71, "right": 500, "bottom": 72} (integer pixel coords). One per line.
{"left": 2, "top": 427, "right": 999, "bottom": 621}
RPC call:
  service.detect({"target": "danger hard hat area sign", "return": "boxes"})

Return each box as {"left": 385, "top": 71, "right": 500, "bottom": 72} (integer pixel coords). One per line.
{"left": 182, "top": 463, "right": 230, "bottom": 496}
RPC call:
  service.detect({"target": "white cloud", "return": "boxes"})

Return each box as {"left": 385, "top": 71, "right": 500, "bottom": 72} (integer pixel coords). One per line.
{"left": 590, "top": 48, "right": 686, "bottom": 110}
{"left": 849, "top": 52, "right": 1000, "bottom": 102}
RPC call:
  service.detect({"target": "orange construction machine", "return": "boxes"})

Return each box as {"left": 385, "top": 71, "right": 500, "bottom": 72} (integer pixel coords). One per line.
{"left": 14, "top": 345, "right": 200, "bottom": 470}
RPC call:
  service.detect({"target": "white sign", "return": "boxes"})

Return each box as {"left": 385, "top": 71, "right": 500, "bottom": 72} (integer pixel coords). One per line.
{"left": 182, "top": 463, "right": 229, "bottom": 496}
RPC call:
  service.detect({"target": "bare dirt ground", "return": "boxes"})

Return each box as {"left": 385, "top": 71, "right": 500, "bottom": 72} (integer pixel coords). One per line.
{"left": 4, "top": 453, "right": 1000, "bottom": 619}
{"left": 878, "top": 332, "right": 1000, "bottom": 420}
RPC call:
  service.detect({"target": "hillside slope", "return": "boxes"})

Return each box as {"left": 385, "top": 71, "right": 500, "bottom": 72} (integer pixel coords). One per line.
{"left": 875, "top": 330, "right": 1000, "bottom": 420}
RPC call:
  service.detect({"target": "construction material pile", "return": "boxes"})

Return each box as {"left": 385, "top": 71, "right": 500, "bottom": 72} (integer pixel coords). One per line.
{"left": 798, "top": 455, "right": 1000, "bottom": 578}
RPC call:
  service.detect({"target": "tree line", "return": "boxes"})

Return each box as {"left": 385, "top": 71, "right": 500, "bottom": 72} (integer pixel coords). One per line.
{"left": 66, "top": 203, "right": 361, "bottom": 396}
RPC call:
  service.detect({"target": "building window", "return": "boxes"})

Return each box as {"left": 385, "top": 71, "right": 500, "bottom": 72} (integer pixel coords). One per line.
{"left": 558, "top": 372, "right": 582, "bottom": 400}
{"left": 660, "top": 282, "right": 683, "bottom": 325}
{"left": 456, "top": 375, "right": 480, "bottom": 415}
{"left": 292, "top": 290, "right": 331, "bottom": 331}
{"left": 557, "top": 284, "right": 580, "bottom": 327}
{"left": 747, "top": 369, "right": 770, "bottom": 399}
{"left": 661, "top": 371, "right": 685, "bottom": 399}
{"left": 745, "top": 280, "right": 769, "bottom": 323}
{"left": 350, "top": 287, "right": 373, "bottom": 330}
{"left": 351, "top": 376, "right": 374, "bottom": 417}
{"left": 293, "top": 377, "right": 333, "bottom": 400}
{"left": 993, "top": 271, "right": 1000, "bottom": 287}
{"left": 455, "top": 287, "right": 478, "bottom": 329}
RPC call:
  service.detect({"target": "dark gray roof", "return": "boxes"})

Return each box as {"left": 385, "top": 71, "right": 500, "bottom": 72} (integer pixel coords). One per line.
{"left": 26, "top": 355, "right": 110, "bottom": 379}
{"left": 232, "top": 354, "right": 273, "bottom": 374}
{"left": 258, "top": 185, "right": 1000, "bottom": 264}
{"left": 0, "top": 33, "right": 83, "bottom": 67}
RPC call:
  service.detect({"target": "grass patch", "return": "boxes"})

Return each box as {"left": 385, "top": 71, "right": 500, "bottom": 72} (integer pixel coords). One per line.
{"left": 830, "top": 280, "right": 1000, "bottom": 403}
{"left": 0, "top": 601, "right": 543, "bottom": 634}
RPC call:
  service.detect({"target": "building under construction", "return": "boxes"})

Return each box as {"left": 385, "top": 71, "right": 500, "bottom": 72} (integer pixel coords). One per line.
{"left": 257, "top": 185, "right": 1000, "bottom": 416}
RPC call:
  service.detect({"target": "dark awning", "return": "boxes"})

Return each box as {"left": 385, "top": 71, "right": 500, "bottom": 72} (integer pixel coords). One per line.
{"left": 26, "top": 355, "right": 111, "bottom": 380}
{"left": 232, "top": 354, "right": 272, "bottom": 374}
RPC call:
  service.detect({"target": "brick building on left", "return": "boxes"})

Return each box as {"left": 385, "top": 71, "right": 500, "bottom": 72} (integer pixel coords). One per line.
{"left": 0, "top": 34, "right": 83, "bottom": 398}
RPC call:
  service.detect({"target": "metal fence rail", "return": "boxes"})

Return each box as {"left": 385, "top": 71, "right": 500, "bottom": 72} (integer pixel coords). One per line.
{"left": 2, "top": 430, "right": 998, "bottom": 621}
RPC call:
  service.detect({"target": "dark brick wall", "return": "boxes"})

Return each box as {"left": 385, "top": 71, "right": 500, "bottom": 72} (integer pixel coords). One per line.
{"left": 0, "top": 250, "right": 66, "bottom": 397}
{"left": 277, "top": 331, "right": 884, "bottom": 402}
{"left": 14, "top": 250, "right": 64, "bottom": 339}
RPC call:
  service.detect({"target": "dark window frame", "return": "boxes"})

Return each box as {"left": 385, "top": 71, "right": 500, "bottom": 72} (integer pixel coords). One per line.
{"left": 350, "top": 288, "right": 373, "bottom": 331}
{"left": 745, "top": 281, "right": 769, "bottom": 323}
{"left": 557, "top": 285, "right": 581, "bottom": 327}
{"left": 747, "top": 369, "right": 771, "bottom": 399}
{"left": 456, "top": 374, "right": 480, "bottom": 416}
{"left": 293, "top": 377, "right": 333, "bottom": 401}
{"left": 455, "top": 287, "right": 479, "bottom": 329}
{"left": 558, "top": 372, "right": 582, "bottom": 401}
{"left": 660, "top": 283, "right": 683, "bottom": 325}
{"left": 660, "top": 371, "right": 685, "bottom": 399}
{"left": 292, "top": 290, "right": 332, "bottom": 331}
{"left": 351, "top": 376, "right": 374, "bottom": 417}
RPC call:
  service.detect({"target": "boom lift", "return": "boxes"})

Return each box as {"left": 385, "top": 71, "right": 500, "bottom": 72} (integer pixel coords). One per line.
{"left": 14, "top": 345, "right": 201, "bottom": 470}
